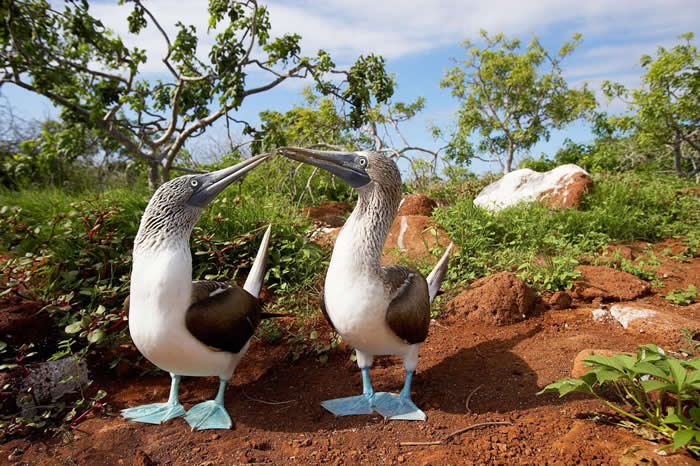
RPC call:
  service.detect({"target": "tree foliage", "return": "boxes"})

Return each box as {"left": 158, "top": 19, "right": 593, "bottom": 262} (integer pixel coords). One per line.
{"left": 602, "top": 33, "right": 699, "bottom": 178}
{"left": 0, "top": 0, "right": 393, "bottom": 188}
{"left": 252, "top": 86, "right": 447, "bottom": 197}
{"left": 440, "top": 30, "right": 596, "bottom": 173}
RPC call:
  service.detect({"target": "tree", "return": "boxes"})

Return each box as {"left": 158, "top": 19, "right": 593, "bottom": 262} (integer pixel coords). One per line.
{"left": 252, "top": 86, "right": 448, "bottom": 202}
{"left": 440, "top": 30, "right": 596, "bottom": 173}
{"left": 602, "top": 33, "right": 699, "bottom": 178}
{"left": 0, "top": 0, "right": 393, "bottom": 188}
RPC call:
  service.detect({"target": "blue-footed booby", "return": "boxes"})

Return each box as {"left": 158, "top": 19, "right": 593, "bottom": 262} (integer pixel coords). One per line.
{"left": 279, "top": 147, "right": 452, "bottom": 421}
{"left": 122, "top": 153, "right": 274, "bottom": 430}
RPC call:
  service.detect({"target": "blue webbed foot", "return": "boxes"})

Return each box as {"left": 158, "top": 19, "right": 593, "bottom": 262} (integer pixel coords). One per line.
{"left": 121, "top": 401, "right": 185, "bottom": 424}
{"left": 184, "top": 400, "right": 232, "bottom": 430}
{"left": 373, "top": 392, "right": 426, "bottom": 421}
{"left": 122, "top": 374, "right": 185, "bottom": 424}
{"left": 321, "top": 393, "right": 375, "bottom": 417}
{"left": 184, "top": 378, "right": 232, "bottom": 430}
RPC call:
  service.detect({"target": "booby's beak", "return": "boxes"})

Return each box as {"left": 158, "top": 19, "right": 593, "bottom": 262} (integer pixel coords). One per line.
{"left": 187, "top": 153, "right": 272, "bottom": 208}
{"left": 278, "top": 147, "right": 371, "bottom": 189}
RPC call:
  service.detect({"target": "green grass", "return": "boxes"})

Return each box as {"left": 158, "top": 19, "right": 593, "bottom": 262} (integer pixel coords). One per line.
{"left": 433, "top": 172, "right": 699, "bottom": 291}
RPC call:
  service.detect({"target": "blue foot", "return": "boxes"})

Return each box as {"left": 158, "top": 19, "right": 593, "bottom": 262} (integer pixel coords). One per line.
{"left": 122, "top": 374, "right": 185, "bottom": 424}
{"left": 184, "top": 400, "right": 232, "bottom": 430}
{"left": 373, "top": 392, "right": 426, "bottom": 421}
{"left": 183, "top": 378, "right": 232, "bottom": 431}
{"left": 122, "top": 402, "right": 185, "bottom": 424}
{"left": 321, "top": 394, "right": 374, "bottom": 416}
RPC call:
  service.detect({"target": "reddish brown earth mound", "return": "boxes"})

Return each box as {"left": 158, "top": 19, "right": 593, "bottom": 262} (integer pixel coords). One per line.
{"left": 382, "top": 215, "right": 453, "bottom": 266}
{"left": 573, "top": 265, "right": 651, "bottom": 301}
{"left": 302, "top": 202, "right": 352, "bottom": 227}
{"left": 397, "top": 194, "right": 437, "bottom": 216}
{"left": 445, "top": 272, "right": 537, "bottom": 325}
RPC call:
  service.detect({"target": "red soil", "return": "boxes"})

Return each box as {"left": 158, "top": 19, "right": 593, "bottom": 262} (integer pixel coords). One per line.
{"left": 1, "top": 243, "right": 699, "bottom": 465}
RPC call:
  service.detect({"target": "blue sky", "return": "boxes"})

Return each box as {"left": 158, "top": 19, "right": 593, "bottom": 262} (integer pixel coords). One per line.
{"left": 2, "top": 0, "right": 699, "bottom": 175}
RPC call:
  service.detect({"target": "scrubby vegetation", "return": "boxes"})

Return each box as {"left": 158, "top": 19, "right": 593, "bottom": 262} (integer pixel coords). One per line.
{"left": 0, "top": 1, "right": 698, "bottom": 457}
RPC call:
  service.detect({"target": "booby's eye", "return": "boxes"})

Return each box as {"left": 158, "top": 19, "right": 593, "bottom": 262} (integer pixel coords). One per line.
{"left": 190, "top": 179, "right": 199, "bottom": 188}
{"left": 358, "top": 157, "right": 368, "bottom": 167}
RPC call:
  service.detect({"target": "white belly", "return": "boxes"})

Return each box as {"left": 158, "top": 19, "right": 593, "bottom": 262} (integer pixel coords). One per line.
{"left": 129, "top": 248, "right": 245, "bottom": 379}
{"left": 325, "top": 229, "right": 411, "bottom": 358}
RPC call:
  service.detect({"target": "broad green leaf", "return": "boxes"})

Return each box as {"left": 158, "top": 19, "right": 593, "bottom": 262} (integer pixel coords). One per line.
{"left": 640, "top": 379, "right": 674, "bottom": 393}
{"left": 633, "top": 361, "right": 670, "bottom": 381}
{"left": 584, "top": 354, "right": 626, "bottom": 373}
{"left": 65, "top": 322, "right": 83, "bottom": 334}
{"left": 666, "top": 358, "right": 687, "bottom": 389}
{"left": 537, "top": 378, "right": 591, "bottom": 397}
{"left": 87, "top": 329, "right": 104, "bottom": 343}
{"left": 673, "top": 429, "right": 694, "bottom": 450}
{"left": 683, "top": 358, "right": 700, "bottom": 371}
{"left": 589, "top": 367, "right": 623, "bottom": 384}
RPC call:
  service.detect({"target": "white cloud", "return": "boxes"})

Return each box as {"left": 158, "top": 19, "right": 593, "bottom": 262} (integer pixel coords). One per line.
{"left": 87, "top": 1, "right": 698, "bottom": 72}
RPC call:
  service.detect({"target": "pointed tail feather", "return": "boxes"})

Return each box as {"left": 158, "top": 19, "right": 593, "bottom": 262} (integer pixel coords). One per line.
{"left": 427, "top": 243, "right": 453, "bottom": 303}
{"left": 243, "top": 224, "right": 272, "bottom": 298}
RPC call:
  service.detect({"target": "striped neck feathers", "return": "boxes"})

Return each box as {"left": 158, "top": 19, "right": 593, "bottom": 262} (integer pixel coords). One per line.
{"left": 134, "top": 198, "right": 202, "bottom": 254}
{"left": 340, "top": 175, "right": 401, "bottom": 272}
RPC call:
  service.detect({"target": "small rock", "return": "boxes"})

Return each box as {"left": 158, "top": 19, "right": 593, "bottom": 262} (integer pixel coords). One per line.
{"left": 251, "top": 440, "right": 270, "bottom": 451}
{"left": 548, "top": 291, "right": 572, "bottom": 310}
{"left": 572, "top": 349, "right": 630, "bottom": 378}
{"left": 132, "top": 450, "right": 154, "bottom": 466}
{"left": 16, "top": 357, "right": 90, "bottom": 416}
{"left": 210, "top": 434, "right": 220, "bottom": 441}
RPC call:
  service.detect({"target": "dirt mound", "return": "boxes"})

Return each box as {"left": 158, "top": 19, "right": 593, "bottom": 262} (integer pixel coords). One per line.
{"left": 382, "top": 215, "right": 452, "bottom": 266}
{"left": 397, "top": 194, "right": 437, "bottom": 216}
{"left": 445, "top": 272, "right": 537, "bottom": 325}
{"left": 302, "top": 202, "right": 352, "bottom": 227}
{"left": 0, "top": 297, "right": 50, "bottom": 345}
{"left": 573, "top": 266, "right": 651, "bottom": 301}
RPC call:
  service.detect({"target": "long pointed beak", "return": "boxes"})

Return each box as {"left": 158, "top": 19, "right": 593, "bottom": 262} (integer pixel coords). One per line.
{"left": 187, "top": 153, "right": 272, "bottom": 207}
{"left": 278, "top": 147, "right": 371, "bottom": 188}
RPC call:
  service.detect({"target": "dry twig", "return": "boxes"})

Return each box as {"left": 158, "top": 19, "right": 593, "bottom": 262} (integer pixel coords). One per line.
{"left": 400, "top": 421, "right": 514, "bottom": 447}
{"left": 465, "top": 385, "right": 482, "bottom": 413}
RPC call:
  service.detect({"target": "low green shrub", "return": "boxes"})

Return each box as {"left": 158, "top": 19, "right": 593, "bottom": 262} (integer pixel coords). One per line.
{"left": 539, "top": 344, "right": 700, "bottom": 456}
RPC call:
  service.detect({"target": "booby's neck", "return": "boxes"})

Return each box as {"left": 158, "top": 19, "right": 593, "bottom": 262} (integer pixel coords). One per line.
{"left": 133, "top": 202, "right": 201, "bottom": 255}
{"left": 333, "top": 180, "right": 401, "bottom": 275}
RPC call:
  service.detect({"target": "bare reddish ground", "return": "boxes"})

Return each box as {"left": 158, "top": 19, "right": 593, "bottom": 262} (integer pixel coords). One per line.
{"left": 1, "top": 243, "right": 699, "bottom": 465}
{"left": 398, "top": 194, "right": 437, "bottom": 217}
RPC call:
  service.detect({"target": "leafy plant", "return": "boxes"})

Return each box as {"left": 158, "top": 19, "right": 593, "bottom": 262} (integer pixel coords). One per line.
{"left": 665, "top": 285, "right": 699, "bottom": 306}
{"left": 539, "top": 344, "right": 700, "bottom": 455}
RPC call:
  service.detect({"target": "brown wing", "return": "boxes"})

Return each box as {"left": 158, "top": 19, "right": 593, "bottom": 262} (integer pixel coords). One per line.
{"left": 383, "top": 265, "right": 430, "bottom": 344}
{"left": 185, "top": 281, "right": 262, "bottom": 354}
{"left": 318, "top": 286, "right": 337, "bottom": 332}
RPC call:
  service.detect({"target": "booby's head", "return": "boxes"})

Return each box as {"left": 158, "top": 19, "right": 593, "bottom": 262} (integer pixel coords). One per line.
{"left": 134, "top": 153, "right": 271, "bottom": 251}
{"left": 278, "top": 147, "right": 401, "bottom": 198}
